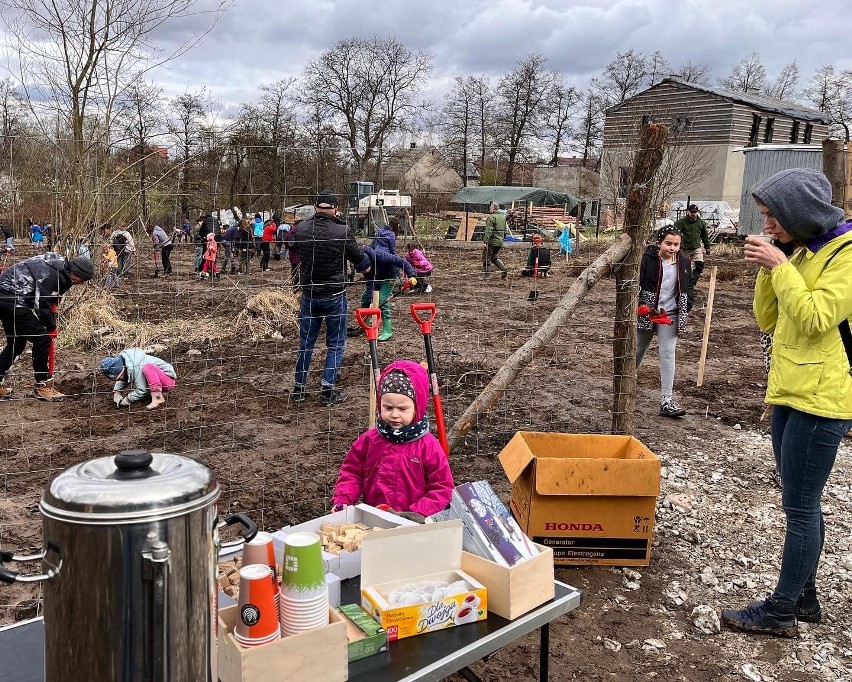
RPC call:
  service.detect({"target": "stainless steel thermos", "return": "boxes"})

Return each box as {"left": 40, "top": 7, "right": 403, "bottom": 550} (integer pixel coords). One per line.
{"left": 0, "top": 449, "right": 256, "bottom": 681}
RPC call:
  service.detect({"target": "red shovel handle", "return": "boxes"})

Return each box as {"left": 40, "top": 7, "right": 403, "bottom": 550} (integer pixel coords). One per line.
{"left": 355, "top": 307, "right": 382, "bottom": 341}
{"left": 410, "top": 302, "right": 436, "bottom": 334}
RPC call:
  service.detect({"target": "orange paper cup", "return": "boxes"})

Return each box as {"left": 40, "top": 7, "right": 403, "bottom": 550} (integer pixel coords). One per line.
{"left": 235, "top": 564, "right": 280, "bottom": 643}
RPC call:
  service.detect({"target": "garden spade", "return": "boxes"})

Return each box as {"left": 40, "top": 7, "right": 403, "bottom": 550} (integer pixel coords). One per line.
{"left": 355, "top": 307, "right": 382, "bottom": 427}
{"left": 410, "top": 302, "right": 449, "bottom": 456}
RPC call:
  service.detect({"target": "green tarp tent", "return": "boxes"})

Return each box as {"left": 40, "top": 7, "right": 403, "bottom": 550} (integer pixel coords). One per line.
{"left": 450, "top": 186, "right": 579, "bottom": 214}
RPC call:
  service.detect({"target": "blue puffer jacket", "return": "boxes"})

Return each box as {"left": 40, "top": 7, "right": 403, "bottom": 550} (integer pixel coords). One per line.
{"left": 359, "top": 246, "right": 414, "bottom": 299}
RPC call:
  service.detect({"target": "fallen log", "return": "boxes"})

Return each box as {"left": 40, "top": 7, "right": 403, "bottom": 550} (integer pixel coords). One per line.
{"left": 446, "top": 233, "right": 632, "bottom": 453}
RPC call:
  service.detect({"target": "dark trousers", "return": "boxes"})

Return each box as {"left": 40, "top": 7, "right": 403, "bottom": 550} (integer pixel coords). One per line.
{"left": 0, "top": 306, "right": 51, "bottom": 382}
{"left": 294, "top": 294, "right": 348, "bottom": 388}
{"left": 160, "top": 244, "right": 173, "bottom": 274}
{"left": 770, "top": 405, "right": 852, "bottom": 606}
{"left": 260, "top": 242, "right": 271, "bottom": 271}
{"left": 117, "top": 251, "right": 131, "bottom": 276}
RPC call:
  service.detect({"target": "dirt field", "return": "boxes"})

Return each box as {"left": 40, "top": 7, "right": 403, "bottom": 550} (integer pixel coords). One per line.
{"left": 0, "top": 238, "right": 850, "bottom": 681}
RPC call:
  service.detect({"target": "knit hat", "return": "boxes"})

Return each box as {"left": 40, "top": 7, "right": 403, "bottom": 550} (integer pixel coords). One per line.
{"left": 67, "top": 256, "right": 95, "bottom": 281}
{"left": 379, "top": 369, "right": 415, "bottom": 403}
{"left": 99, "top": 356, "right": 125, "bottom": 379}
{"left": 752, "top": 168, "right": 845, "bottom": 241}
{"left": 315, "top": 190, "right": 338, "bottom": 209}
{"left": 206, "top": 232, "right": 215, "bottom": 241}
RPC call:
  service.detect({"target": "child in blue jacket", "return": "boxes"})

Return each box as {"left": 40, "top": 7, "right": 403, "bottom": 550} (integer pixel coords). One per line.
{"left": 358, "top": 246, "right": 416, "bottom": 342}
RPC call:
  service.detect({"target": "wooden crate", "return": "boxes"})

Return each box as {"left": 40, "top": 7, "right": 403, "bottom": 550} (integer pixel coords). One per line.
{"left": 461, "top": 544, "right": 555, "bottom": 620}
{"left": 218, "top": 606, "right": 347, "bottom": 682}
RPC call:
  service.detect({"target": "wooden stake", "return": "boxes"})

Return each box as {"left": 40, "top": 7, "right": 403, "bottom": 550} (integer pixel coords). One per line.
{"left": 368, "top": 290, "right": 380, "bottom": 427}
{"left": 696, "top": 265, "right": 718, "bottom": 387}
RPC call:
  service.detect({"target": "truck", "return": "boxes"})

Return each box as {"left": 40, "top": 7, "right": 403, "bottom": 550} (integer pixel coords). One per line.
{"left": 346, "top": 181, "right": 412, "bottom": 236}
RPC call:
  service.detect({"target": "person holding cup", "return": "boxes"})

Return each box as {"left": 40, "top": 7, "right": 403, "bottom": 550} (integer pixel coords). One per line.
{"left": 721, "top": 168, "right": 852, "bottom": 637}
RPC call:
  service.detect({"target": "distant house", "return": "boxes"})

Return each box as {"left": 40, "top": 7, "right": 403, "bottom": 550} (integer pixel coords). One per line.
{"left": 599, "top": 77, "right": 832, "bottom": 208}
{"left": 381, "top": 146, "right": 463, "bottom": 200}
{"left": 533, "top": 157, "right": 600, "bottom": 199}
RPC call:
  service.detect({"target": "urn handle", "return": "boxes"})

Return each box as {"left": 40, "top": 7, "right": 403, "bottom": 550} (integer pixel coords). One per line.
{"left": 0, "top": 540, "right": 63, "bottom": 584}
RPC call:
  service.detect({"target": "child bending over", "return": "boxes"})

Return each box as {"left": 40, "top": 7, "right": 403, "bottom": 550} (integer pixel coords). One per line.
{"left": 332, "top": 360, "right": 454, "bottom": 521}
{"left": 100, "top": 349, "right": 177, "bottom": 410}
{"left": 405, "top": 242, "right": 433, "bottom": 293}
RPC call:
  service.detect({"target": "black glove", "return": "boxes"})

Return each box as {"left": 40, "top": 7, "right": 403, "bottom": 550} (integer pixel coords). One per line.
{"left": 394, "top": 510, "right": 426, "bottom": 524}
{"left": 38, "top": 311, "right": 56, "bottom": 332}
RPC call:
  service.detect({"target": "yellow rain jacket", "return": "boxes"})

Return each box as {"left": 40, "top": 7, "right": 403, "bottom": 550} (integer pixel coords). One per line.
{"left": 753, "top": 233, "right": 852, "bottom": 419}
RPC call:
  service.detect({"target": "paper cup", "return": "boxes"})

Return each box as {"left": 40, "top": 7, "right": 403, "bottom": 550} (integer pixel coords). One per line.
{"left": 234, "top": 564, "right": 281, "bottom": 644}
{"left": 242, "top": 531, "right": 279, "bottom": 612}
{"left": 280, "top": 532, "right": 326, "bottom": 599}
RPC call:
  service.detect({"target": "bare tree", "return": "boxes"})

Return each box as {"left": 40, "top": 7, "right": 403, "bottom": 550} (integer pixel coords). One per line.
{"left": 595, "top": 49, "right": 649, "bottom": 107}
{"left": 673, "top": 60, "right": 712, "bottom": 84}
{"left": 765, "top": 61, "right": 800, "bottom": 101}
{"left": 115, "top": 78, "right": 166, "bottom": 223}
{"left": 1, "top": 0, "right": 228, "bottom": 235}
{"left": 544, "top": 77, "right": 578, "bottom": 165}
{"left": 494, "top": 54, "right": 556, "bottom": 185}
{"left": 575, "top": 87, "right": 605, "bottom": 163}
{"left": 646, "top": 51, "right": 670, "bottom": 86}
{"left": 718, "top": 52, "right": 766, "bottom": 93}
{"left": 804, "top": 65, "right": 852, "bottom": 141}
{"left": 301, "top": 36, "right": 432, "bottom": 184}
{"left": 471, "top": 76, "right": 494, "bottom": 178}
{"left": 441, "top": 77, "right": 478, "bottom": 187}
{"left": 170, "top": 91, "right": 208, "bottom": 219}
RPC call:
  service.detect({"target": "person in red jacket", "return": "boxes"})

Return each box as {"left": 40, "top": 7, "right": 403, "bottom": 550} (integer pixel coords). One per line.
{"left": 331, "top": 360, "right": 454, "bottom": 520}
{"left": 260, "top": 218, "right": 277, "bottom": 272}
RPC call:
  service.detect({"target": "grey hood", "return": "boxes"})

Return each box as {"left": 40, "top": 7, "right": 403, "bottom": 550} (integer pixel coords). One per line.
{"left": 752, "top": 168, "right": 844, "bottom": 241}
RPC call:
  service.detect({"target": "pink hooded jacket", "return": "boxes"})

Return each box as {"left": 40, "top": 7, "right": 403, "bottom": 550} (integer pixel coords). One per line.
{"left": 405, "top": 248, "right": 432, "bottom": 275}
{"left": 332, "top": 360, "right": 454, "bottom": 516}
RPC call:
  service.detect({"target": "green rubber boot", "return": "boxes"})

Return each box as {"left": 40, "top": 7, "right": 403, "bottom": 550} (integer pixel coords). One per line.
{"left": 378, "top": 314, "right": 393, "bottom": 342}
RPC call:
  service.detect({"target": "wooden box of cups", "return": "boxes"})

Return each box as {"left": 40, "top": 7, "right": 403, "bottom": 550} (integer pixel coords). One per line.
{"left": 461, "top": 544, "right": 555, "bottom": 620}
{"left": 360, "top": 520, "right": 488, "bottom": 641}
{"left": 272, "top": 503, "right": 417, "bottom": 580}
{"left": 217, "top": 605, "right": 347, "bottom": 682}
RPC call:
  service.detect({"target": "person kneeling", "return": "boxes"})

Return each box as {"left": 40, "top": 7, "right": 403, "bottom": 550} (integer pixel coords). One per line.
{"left": 520, "top": 236, "right": 552, "bottom": 277}
{"left": 100, "top": 349, "right": 176, "bottom": 410}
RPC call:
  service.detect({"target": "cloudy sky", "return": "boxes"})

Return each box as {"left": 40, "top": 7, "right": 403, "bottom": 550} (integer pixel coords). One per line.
{"left": 147, "top": 0, "right": 848, "bottom": 114}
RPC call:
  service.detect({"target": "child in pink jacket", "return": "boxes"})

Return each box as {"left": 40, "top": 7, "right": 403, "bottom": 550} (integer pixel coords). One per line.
{"left": 404, "top": 242, "right": 433, "bottom": 294}
{"left": 332, "top": 360, "right": 453, "bottom": 518}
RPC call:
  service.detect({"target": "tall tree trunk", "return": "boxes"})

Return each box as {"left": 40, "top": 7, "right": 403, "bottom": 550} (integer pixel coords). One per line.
{"left": 611, "top": 123, "right": 669, "bottom": 435}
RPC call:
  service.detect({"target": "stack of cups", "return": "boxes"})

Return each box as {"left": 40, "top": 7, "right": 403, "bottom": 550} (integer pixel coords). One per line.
{"left": 242, "top": 532, "right": 279, "bottom": 617}
{"left": 234, "top": 564, "right": 281, "bottom": 646}
{"left": 279, "top": 532, "right": 329, "bottom": 636}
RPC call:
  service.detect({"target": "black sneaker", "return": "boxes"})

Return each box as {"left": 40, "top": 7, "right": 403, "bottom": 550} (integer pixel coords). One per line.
{"left": 290, "top": 386, "right": 307, "bottom": 403}
{"left": 721, "top": 598, "right": 798, "bottom": 638}
{"left": 796, "top": 588, "right": 822, "bottom": 624}
{"left": 660, "top": 399, "right": 687, "bottom": 418}
{"left": 319, "top": 387, "right": 346, "bottom": 406}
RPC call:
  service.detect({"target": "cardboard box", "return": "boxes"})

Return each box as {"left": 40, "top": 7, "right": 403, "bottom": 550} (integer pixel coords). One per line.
{"left": 338, "top": 604, "right": 388, "bottom": 662}
{"left": 499, "top": 432, "right": 660, "bottom": 567}
{"left": 273, "top": 504, "right": 416, "bottom": 579}
{"left": 217, "top": 605, "right": 347, "bottom": 682}
{"left": 460, "top": 544, "right": 555, "bottom": 620}
{"left": 360, "top": 520, "right": 487, "bottom": 641}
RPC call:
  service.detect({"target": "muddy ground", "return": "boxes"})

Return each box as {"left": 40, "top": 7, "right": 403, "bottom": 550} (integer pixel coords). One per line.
{"left": 0, "top": 238, "right": 850, "bottom": 681}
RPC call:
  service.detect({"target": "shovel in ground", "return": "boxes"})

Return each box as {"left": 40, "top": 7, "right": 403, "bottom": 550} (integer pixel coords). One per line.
{"left": 151, "top": 249, "right": 160, "bottom": 278}
{"left": 355, "top": 307, "right": 382, "bottom": 428}
{"left": 410, "top": 302, "right": 449, "bottom": 456}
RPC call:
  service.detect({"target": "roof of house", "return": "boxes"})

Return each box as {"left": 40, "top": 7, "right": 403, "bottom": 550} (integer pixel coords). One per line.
{"left": 608, "top": 77, "right": 832, "bottom": 124}
{"left": 383, "top": 146, "right": 454, "bottom": 181}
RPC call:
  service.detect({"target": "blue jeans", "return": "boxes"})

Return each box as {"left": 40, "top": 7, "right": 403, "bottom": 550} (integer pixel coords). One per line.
{"left": 770, "top": 405, "right": 852, "bottom": 606}
{"left": 294, "top": 294, "right": 348, "bottom": 389}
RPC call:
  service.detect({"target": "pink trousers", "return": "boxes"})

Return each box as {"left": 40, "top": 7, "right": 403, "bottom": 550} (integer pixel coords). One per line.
{"left": 142, "top": 363, "right": 175, "bottom": 392}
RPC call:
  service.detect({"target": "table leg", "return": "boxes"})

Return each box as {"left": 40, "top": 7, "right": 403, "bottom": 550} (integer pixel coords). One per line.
{"left": 459, "top": 667, "right": 483, "bottom": 682}
{"left": 539, "top": 623, "right": 550, "bottom": 680}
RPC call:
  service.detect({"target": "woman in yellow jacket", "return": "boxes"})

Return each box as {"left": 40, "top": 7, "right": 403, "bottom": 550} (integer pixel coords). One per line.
{"left": 722, "top": 168, "right": 852, "bottom": 637}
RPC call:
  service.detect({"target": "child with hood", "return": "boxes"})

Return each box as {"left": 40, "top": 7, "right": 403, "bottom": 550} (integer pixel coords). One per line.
{"left": 99, "top": 349, "right": 176, "bottom": 409}
{"left": 331, "top": 360, "right": 454, "bottom": 520}
{"left": 201, "top": 232, "right": 219, "bottom": 279}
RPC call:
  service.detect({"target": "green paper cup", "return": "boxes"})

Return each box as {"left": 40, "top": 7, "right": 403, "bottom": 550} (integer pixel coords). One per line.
{"left": 281, "top": 532, "right": 326, "bottom": 599}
